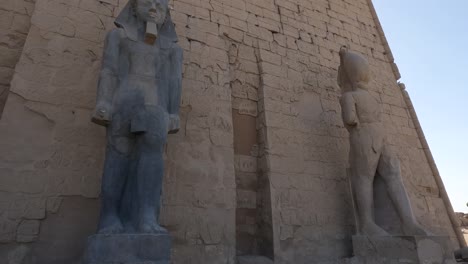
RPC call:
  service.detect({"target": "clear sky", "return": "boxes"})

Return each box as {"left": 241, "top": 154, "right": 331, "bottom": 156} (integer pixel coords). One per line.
{"left": 373, "top": 0, "right": 468, "bottom": 213}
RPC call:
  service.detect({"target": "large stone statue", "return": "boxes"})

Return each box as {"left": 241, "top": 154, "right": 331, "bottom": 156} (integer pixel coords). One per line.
{"left": 83, "top": 0, "right": 182, "bottom": 263}
{"left": 338, "top": 47, "right": 427, "bottom": 237}
{"left": 337, "top": 47, "right": 456, "bottom": 264}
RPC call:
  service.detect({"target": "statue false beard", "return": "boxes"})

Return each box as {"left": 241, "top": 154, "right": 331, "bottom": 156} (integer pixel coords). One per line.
{"left": 145, "top": 21, "right": 159, "bottom": 44}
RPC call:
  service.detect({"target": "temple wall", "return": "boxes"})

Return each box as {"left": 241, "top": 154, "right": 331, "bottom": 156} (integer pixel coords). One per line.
{"left": 251, "top": 0, "right": 459, "bottom": 262}
{"left": 0, "top": 0, "right": 35, "bottom": 115}
{"left": 456, "top": 213, "right": 468, "bottom": 244}
{"left": 0, "top": 0, "right": 461, "bottom": 263}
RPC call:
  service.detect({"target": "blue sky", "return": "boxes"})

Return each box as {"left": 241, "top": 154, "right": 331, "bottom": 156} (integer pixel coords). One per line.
{"left": 373, "top": 0, "right": 468, "bottom": 213}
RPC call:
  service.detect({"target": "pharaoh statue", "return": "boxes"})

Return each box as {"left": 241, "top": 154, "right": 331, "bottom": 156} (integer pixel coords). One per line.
{"left": 91, "top": 0, "right": 182, "bottom": 236}
{"left": 79, "top": 4, "right": 184, "bottom": 263}
{"left": 338, "top": 47, "right": 427, "bottom": 236}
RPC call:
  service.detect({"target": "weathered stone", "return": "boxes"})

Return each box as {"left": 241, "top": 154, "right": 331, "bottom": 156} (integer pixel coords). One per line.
{"left": 338, "top": 47, "right": 428, "bottom": 237}
{"left": 456, "top": 212, "right": 468, "bottom": 245}
{"left": 0, "top": 216, "right": 18, "bottom": 243}
{"left": 237, "top": 255, "right": 273, "bottom": 264}
{"left": 0, "top": 0, "right": 463, "bottom": 263}
{"left": 454, "top": 246, "right": 468, "bottom": 262}
{"left": 352, "top": 235, "right": 456, "bottom": 263}
{"left": 46, "top": 196, "right": 63, "bottom": 213}
{"left": 7, "top": 245, "right": 30, "bottom": 264}
{"left": 16, "top": 220, "right": 40, "bottom": 242}
{"left": 82, "top": 0, "right": 182, "bottom": 263}
{"left": 83, "top": 233, "right": 171, "bottom": 264}
{"left": 90, "top": 0, "right": 182, "bottom": 236}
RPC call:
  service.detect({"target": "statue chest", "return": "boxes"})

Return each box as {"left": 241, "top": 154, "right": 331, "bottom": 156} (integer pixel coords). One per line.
{"left": 354, "top": 91, "right": 382, "bottom": 122}
{"left": 121, "top": 39, "right": 170, "bottom": 77}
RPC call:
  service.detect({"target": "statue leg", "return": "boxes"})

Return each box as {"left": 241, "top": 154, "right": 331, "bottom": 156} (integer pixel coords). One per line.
{"left": 134, "top": 132, "right": 166, "bottom": 233}
{"left": 350, "top": 144, "right": 388, "bottom": 236}
{"left": 133, "top": 111, "right": 168, "bottom": 233}
{"left": 378, "top": 147, "right": 428, "bottom": 235}
{"left": 97, "top": 135, "right": 132, "bottom": 234}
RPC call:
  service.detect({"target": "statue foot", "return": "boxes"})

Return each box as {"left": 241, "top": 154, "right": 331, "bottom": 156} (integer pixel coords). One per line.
{"left": 403, "top": 222, "right": 431, "bottom": 236}
{"left": 98, "top": 216, "right": 124, "bottom": 234}
{"left": 139, "top": 222, "right": 168, "bottom": 234}
{"left": 361, "top": 221, "right": 389, "bottom": 236}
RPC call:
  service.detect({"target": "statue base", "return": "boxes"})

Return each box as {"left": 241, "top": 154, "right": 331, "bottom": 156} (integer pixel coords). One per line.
{"left": 82, "top": 233, "right": 171, "bottom": 264}
{"left": 237, "top": 255, "right": 274, "bottom": 264}
{"left": 351, "top": 235, "right": 456, "bottom": 263}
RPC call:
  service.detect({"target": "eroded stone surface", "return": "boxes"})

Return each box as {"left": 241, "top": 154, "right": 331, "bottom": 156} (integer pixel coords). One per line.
{"left": 456, "top": 212, "right": 468, "bottom": 244}
{"left": 237, "top": 255, "right": 274, "bottom": 264}
{"left": 454, "top": 246, "right": 468, "bottom": 262}
{"left": 337, "top": 47, "right": 428, "bottom": 237}
{"left": 0, "top": 0, "right": 35, "bottom": 116}
{"left": 352, "top": 235, "right": 455, "bottom": 263}
{"left": 0, "top": 0, "right": 462, "bottom": 263}
{"left": 90, "top": 0, "right": 182, "bottom": 237}
{"left": 83, "top": 1, "right": 182, "bottom": 262}
{"left": 83, "top": 233, "right": 171, "bottom": 264}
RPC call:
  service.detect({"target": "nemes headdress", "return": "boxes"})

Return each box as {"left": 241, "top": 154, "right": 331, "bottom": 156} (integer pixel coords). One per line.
{"left": 114, "top": 0, "right": 178, "bottom": 44}
{"left": 339, "top": 47, "right": 371, "bottom": 89}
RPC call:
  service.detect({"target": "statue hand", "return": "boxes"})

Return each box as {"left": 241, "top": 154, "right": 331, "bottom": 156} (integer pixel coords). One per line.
{"left": 168, "top": 114, "right": 180, "bottom": 134}
{"left": 91, "top": 103, "right": 112, "bottom": 126}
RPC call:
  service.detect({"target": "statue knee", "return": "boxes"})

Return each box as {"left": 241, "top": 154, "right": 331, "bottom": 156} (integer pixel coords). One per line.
{"left": 351, "top": 173, "right": 373, "bottom": 187}
{"left": 385, "top": 158, "right": 401, "bottom": 176}
{"left": 139, "top": 132, "right": 166, "bottom": 151}
{"left": 109, "top": 136, "right": 134, "bottom": 156}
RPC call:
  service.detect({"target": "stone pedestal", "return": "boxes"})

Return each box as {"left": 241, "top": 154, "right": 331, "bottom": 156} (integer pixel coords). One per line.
{"left": 237, "top": 255, "right": 274, "bottom": 264}
{"left": 454, "top": 247, "right": 468, "bottom": 262}
{"left": 82, "top": 233, "right": 171, "bottom": 264}
{"left": 351, "top": 235, "right": 456, "bottom": 264}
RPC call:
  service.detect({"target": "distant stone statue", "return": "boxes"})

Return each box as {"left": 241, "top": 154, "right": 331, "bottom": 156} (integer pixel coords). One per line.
{"left": 338, "top": 47, "right": 427, "bottom": 236}
{"left": 91, "top": 0, "right": 181, "bottom": 236}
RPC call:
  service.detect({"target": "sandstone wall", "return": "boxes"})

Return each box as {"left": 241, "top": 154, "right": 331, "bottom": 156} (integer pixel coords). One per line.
{"left": 0, "top": 0, "right": 461, "bottom": 263}
{"left": 0, "top": 0, "right": 35, "bottom": 115}
{"left": 456, "top": 213, "right": 468, "bottom": 244}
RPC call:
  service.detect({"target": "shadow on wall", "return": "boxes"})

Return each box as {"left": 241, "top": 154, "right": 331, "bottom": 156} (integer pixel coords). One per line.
{"left": 0, "top": 197, "right": 99, "bottom": 264}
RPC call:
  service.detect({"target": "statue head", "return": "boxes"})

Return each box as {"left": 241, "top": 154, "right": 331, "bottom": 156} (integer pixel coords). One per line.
{"left": 115, "top": 0, "right": 177, "bottom": 44}
{"left": 338, "top": 47, "right": 371, "bottom": 92}
{"left": 135, "top": 0, "right": 168, "bottom": 25}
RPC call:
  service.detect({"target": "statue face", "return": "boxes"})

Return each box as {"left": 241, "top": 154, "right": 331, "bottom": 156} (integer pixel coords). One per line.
{"left": 135, "top": 0, "right": 167, "bottom": 25}
{"left": 339, "top": 50, "right": 370, "bottom": 90}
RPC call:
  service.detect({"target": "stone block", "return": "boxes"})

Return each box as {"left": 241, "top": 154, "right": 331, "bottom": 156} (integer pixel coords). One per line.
{"left": 0, "top": 10, "right": 14, "bottom": 30}
{"left": 0, "top": 46, "right": 20, "bottom": 68}
{"left": 83, "top": 233, "right": 171, "bottom": 264}
{"left": 0, "top": 217, "right": 18, "bottom": 243}
{"left": 237, "top": 255, "right": 273, "bottom": 264}
{"left": 11, "top": 14, "right": 30, "bottom": 34}
{"left": 351, "top": 235, "right": 456, "bottom": 263}
{"left": 7, "top": 245, "right": 30, "bottom": 264}
{"left": 16, "top": 220, "right": 40, "bottom": 243}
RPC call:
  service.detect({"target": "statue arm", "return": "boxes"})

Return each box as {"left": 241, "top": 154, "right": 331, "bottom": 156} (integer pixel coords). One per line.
{"left": 92, "top": 29, "right": 121, "bottom": 126}
{"left": 341, "top": 93, "right": 358, "bottom": 126}
{"left": 167, "top": 45, "right": 183, "bottom": 134}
